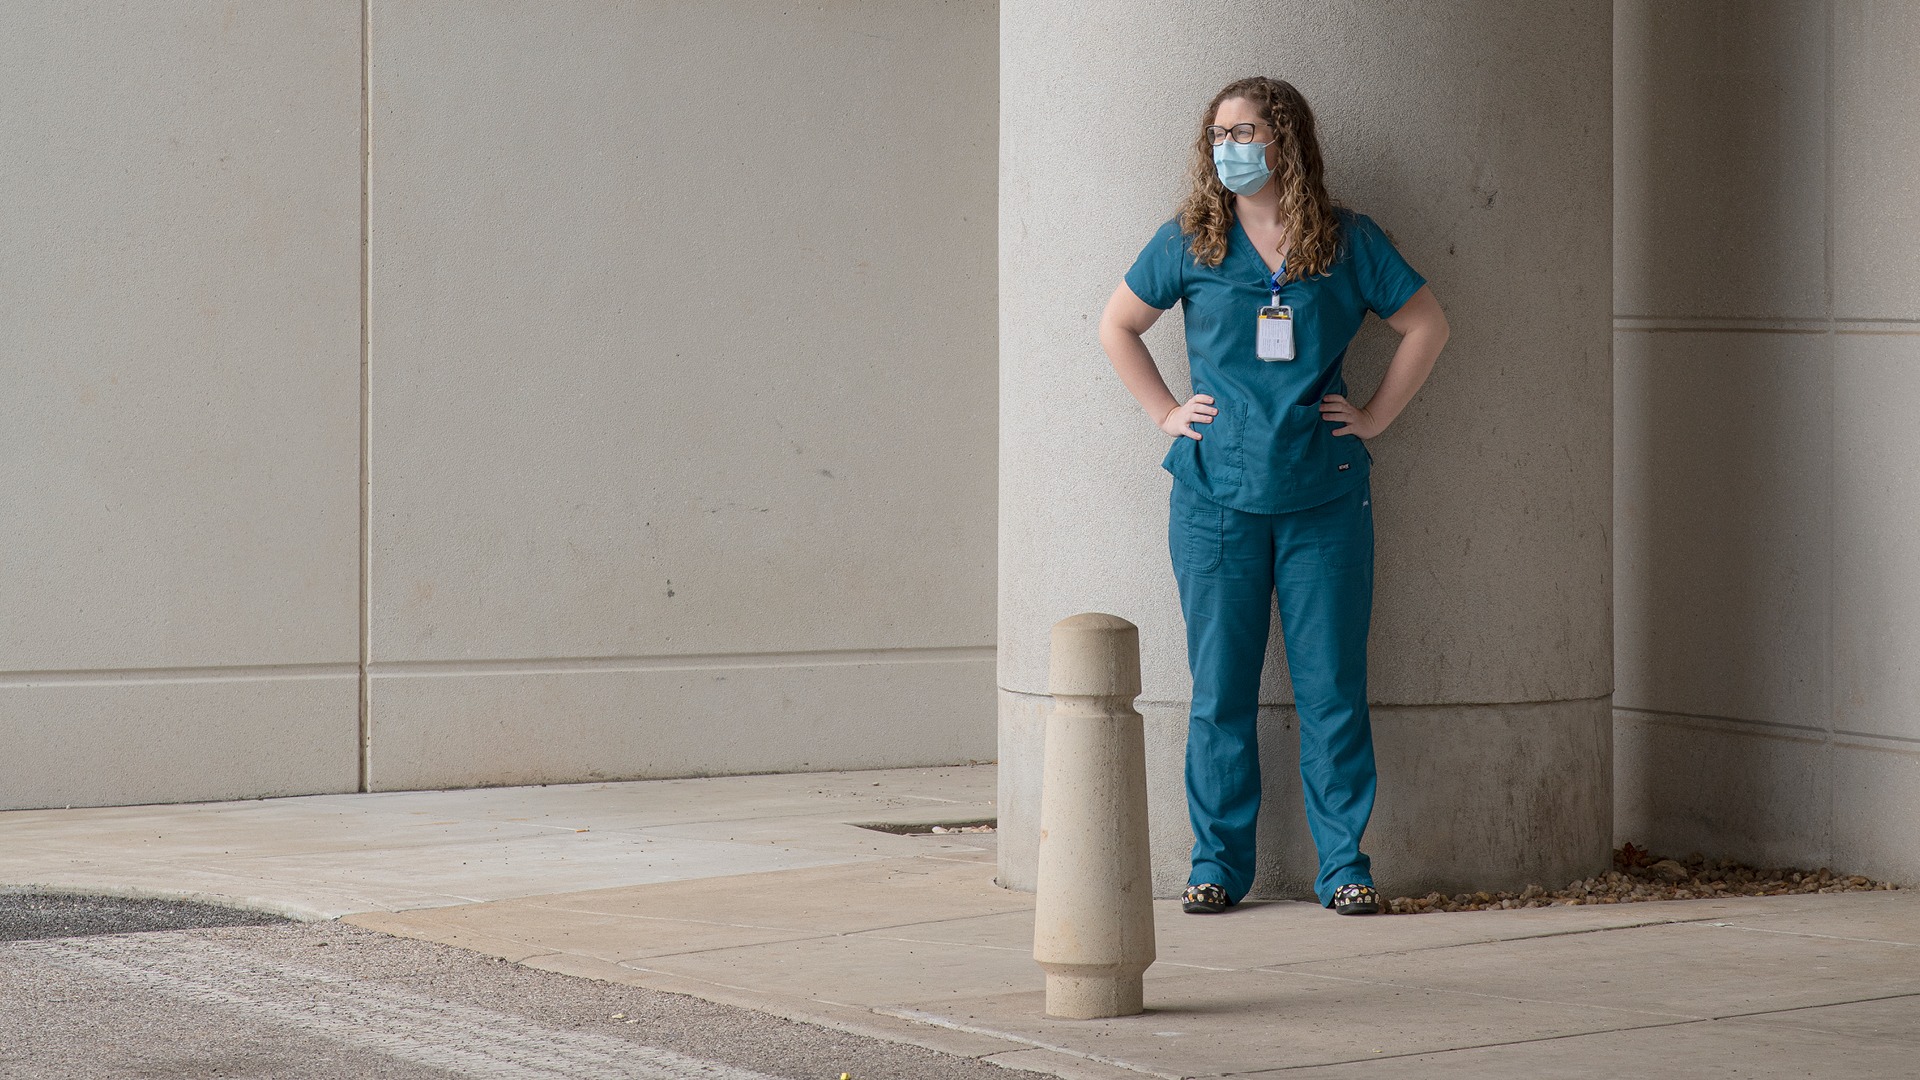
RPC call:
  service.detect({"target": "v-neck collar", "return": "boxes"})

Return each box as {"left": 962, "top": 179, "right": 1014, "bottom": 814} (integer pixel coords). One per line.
{"left": 1231, "top": 217, "right": 1287, "bottom": 283}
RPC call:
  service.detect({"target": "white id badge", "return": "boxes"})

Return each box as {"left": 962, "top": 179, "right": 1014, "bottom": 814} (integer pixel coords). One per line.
{"left": 1256, "top": 305, "right": 1295, "bottom": 361}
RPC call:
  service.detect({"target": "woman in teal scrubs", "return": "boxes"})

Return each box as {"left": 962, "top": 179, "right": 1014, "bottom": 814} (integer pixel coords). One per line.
{"left": 1098, "top": 76, "right": 1449, "bottom": 916}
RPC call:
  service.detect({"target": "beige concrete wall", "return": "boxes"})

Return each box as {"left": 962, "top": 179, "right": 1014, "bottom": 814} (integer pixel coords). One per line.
{"left": 1614, "top": 0, "right": 1920, "bottom": 882}
{"left": 0, "top": 3, "right": 364, "bottom": 808}
{"left": 363, "top": 1, "right": 998, "bottom": 789}
{"left": 999, "top": 0, "right": 1615, "bottom": 900}
{"left": 0, "top": 1, "right": 999, "bottom": 808}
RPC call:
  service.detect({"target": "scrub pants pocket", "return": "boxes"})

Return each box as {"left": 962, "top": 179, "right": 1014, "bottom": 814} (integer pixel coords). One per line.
{"left": 1169, "top": 481, "right": 1224, "bottom": 574}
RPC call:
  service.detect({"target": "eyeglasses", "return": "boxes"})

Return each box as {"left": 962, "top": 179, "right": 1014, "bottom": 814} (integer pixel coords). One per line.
{"left": 1205, "top": 122, "right": 1273, "bottom": 146}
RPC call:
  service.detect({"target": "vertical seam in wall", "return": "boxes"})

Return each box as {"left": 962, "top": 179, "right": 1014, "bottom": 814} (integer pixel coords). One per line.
{"left": 1822, "top": 0, "right": 1836, "bottom": 867}
{"left": 357, "top": 0, "right": 374, "bottom": 793}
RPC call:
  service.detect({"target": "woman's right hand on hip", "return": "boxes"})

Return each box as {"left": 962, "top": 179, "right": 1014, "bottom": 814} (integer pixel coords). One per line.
{"left": 1160, "top": 394, "right": 1217, "bottom": 441}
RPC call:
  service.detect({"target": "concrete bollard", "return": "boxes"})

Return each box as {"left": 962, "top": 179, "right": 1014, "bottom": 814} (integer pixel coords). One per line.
{"left": 1032, "top": 612, "right": 1156, "bottom": 1019}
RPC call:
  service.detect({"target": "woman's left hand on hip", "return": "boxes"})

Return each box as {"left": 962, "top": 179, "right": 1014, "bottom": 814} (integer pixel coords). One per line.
{"left": 1319, "top": 394, "right": 1384, "bottom": 440}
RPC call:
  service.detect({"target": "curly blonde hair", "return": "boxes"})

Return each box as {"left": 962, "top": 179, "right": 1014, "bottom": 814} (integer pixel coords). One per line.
{"left": 1178, "top": 76, "right": 1339, "bottom": 282}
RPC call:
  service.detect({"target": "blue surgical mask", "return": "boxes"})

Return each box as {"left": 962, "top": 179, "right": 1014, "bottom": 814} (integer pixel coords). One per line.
{"left": 1212, "top": 139, "right": 1273, "bottom": 196}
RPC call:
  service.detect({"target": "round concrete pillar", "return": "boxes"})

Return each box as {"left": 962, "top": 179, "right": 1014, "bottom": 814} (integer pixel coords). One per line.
{"left": 997, "top": 1, "right": 1615, "bottom": 901}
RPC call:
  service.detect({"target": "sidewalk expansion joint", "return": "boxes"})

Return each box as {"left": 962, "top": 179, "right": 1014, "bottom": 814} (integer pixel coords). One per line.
{"left": 1695, "top": 920, "right": 1920, "bottom": 949}
{"left": 1703, "top": 988, "right": 1920, "bottom": 1025}
{"left": 1208, "top": 1016, "right": 1713, "bottom": 1074}
{"left": 605, "top": 934, "right": 842, "bottom": 964}
{"left": 872, "top": 1008, "right": 1184, "bottom": 1080}
{"left": 528, "top": 895, "right": 1027, "bottom": 943}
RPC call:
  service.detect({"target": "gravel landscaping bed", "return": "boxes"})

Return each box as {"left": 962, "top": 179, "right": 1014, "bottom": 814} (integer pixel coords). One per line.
{"left": 1388, "top": 842, "right": 1903, "bottom": 914}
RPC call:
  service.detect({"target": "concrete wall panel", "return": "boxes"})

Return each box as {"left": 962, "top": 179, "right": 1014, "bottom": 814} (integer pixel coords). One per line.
{"left": 1614, "top": 1, "right": 1827, "bottom": 320}
{"left": 0, "top": 677, "right": 358, "bottom": 811}
{"left": 369, "top": 657, "right": 994, "bottom": 792}
{"left": 368, "top": 1, "right": 996, "bottom": 661}
{"left": 1832, "top": 333, "right": 1920, "bottom": 742}
{"left": 1832, "top": 737, "right": 1920, "bottom": 883}
{"left": 366, "top": 2, "right": 998, "bottom": 777}
{"left": 0, "top": 3, "right": 363, "bottom": 807}
{"left": 1614, "top": 331, "right": 1831, "bottom": 727}
{"left": 1614, "top": 711, "right": 1830, "bottom": 870}
{"left": 1832, "top": 2, "right": 1920, "bottom": 320}
{"left": 1615, "top": 0, "right": 1920, "bottom": 883}
{"left": 0, "top": 3, "right": 363, "bottom": 672}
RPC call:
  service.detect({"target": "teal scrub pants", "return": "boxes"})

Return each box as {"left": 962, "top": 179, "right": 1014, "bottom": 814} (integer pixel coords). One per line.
{"left": 1168, "top": 476, "right": 1378, "bottom": 907}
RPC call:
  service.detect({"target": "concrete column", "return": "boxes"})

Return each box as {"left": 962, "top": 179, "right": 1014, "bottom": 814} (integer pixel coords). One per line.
{"left": 998, "top": 1, "right": 1615, "bottom": 900}
{"left": 1032, "top": 614, "right": 1155, "bottom": 1019}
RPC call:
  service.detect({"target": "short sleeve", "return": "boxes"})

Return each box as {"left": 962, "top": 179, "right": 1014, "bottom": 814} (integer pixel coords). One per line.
{"left": 1123, "top": 218, "right": 1187, "bottom": 310}
{"left": 1346, "top": 212, "right": 1426, "bottom": 318}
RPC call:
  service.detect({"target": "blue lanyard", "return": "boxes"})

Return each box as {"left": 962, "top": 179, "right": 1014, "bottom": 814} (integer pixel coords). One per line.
{"left": 1268, "top": 264, "right": 1286, "bottom": 307}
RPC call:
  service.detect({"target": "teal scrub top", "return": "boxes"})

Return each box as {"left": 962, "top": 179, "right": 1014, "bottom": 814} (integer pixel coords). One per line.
{"left": 1124, "top": 207, "right": 1426, "bottom": 514}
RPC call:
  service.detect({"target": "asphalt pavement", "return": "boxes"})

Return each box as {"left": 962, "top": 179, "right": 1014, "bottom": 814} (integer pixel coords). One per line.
{"left": 0, "top": 918, "right": 1025, "bottom": 1080}
{"left": 0, "top": 892, "right": 286, "bottom": 942}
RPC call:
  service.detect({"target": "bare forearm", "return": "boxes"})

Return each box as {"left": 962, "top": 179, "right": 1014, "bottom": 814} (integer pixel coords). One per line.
{"left": 1364, "top": 324, "right": 1444, "bottom": 430}
{"left": 1102, "top": 325, "right": 1180, "bottom": 425}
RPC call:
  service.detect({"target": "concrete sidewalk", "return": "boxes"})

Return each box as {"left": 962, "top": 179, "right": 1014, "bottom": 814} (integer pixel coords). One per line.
{"left": 4, "top": 764, "right": 1916, "bottom": 1078}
